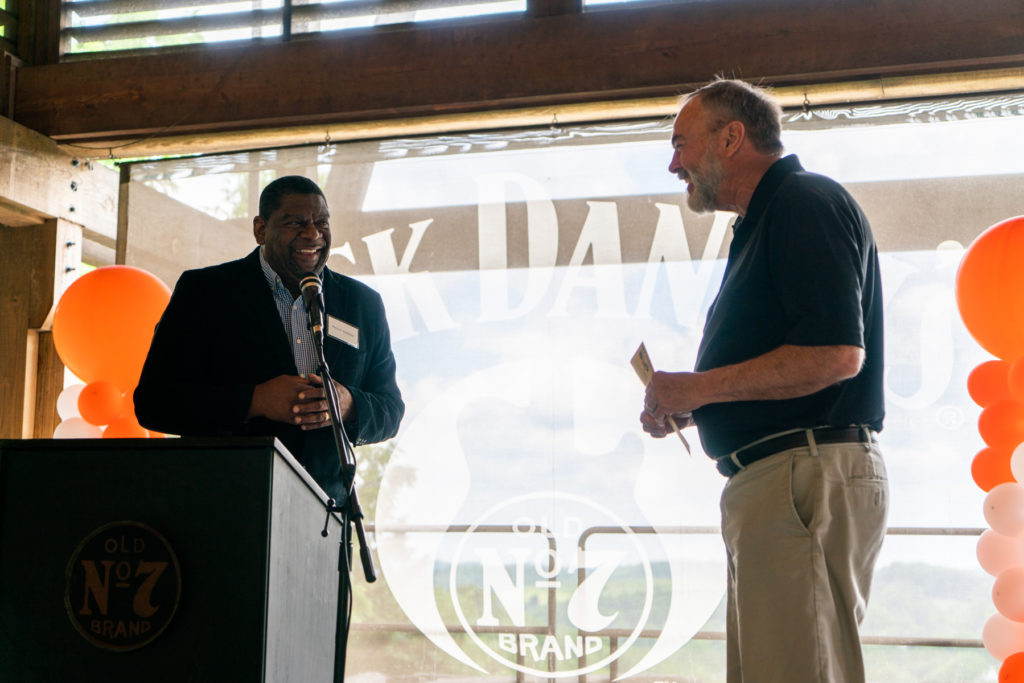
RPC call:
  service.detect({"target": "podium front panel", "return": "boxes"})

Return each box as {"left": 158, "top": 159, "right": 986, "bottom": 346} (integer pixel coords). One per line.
{"left": 0, "top": 437, "right": 341, "bottom": 682}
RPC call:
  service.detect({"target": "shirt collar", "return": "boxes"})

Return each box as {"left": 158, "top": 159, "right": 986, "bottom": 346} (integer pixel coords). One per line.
{"left": 258, "top": 247, "right": 290, "bottom": 296}
{"left": 734, "top": 154, "right": 804, "bottom": 234}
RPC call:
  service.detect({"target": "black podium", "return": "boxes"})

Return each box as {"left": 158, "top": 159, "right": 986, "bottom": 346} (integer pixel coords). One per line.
{"left": 0, "top": 437, "right": 343, "bottom": 682}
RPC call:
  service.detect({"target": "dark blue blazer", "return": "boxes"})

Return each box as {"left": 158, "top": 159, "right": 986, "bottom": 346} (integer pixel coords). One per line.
{"left": 134, "top": 248, "right": 404, "bottom": 500}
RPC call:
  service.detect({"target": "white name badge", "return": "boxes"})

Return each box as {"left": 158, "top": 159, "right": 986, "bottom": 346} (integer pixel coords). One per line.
{"left": 327, "top": 315, "right": 359, "bottom": 349}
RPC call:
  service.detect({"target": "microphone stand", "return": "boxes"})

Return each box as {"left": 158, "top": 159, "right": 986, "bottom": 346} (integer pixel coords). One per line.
{"left": 302, "top": 281, "right": 375, "bottom": 683}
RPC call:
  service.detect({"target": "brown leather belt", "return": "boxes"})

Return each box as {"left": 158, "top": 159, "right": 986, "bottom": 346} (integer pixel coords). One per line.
{"left": 716, "top": 426, "right": 874, "bottom": 477}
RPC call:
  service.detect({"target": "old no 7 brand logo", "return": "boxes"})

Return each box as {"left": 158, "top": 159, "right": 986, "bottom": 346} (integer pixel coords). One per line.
{"left": 449, "top": 493, "right": 653, "bottom": 678}
{"left": 65, "top": 521, "right": 182, "bottom": 651}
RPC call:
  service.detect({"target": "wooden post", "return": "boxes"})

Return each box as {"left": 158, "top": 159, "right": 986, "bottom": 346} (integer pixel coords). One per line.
{"left": 32, "top": 330, "right": 65, "bottom": 438}
{"left": 20, "top": 0, "right": 64, "bottom": 65}
{"left": 0, "top": 239, "right": 30, "bottom": 437}
{"left": 0, "top": 115, "right": 117, "bottom": 439}
{"left": 1, "top": 51, "right": 22, "bottom": 119}
{"left": 0, "top": 218, "right": 80, "bottom": 438}
{"left": 116, "top": 163, "right": 130, "bottom": 265}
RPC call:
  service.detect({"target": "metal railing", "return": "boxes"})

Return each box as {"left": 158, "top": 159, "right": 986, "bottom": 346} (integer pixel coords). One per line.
{"left": 357, "top": 523, "right": 986, "bottom": 680}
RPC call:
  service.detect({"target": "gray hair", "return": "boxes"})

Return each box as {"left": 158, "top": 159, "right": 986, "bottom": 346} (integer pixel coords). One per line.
{"left": 684, "top": 79, "right": 784, "bottom": 155}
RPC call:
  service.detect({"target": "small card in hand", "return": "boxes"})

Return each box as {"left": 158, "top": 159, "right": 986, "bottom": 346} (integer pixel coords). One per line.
{"left": 631, "top": 343, "right": 691, "bottom": 454}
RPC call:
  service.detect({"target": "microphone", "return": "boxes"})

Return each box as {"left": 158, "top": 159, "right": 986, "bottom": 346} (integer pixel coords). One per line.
{"left": 300, "top": 271, "right": 325, "bottom": 338}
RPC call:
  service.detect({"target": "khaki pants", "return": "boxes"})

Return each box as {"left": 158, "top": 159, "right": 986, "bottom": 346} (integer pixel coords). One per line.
{"left": 720, "top": 437, "right": 889, "bottom": 683}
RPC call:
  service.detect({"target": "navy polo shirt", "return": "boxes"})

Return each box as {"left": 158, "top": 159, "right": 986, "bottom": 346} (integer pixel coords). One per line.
{"left": 692, "top": 155, "right": 885, "bottom": 457}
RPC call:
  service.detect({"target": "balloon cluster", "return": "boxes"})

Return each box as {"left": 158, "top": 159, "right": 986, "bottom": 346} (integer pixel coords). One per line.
{"left": 956, "top": 216, "right": 1024, "bottom": 680}
{"left": 50, "top": 265, "right": 171, "bottom": 439}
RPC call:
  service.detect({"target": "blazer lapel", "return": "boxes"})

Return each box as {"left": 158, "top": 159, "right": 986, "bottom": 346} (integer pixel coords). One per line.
{"left": 241, "top": 248, "right": 299, "bottom": 375}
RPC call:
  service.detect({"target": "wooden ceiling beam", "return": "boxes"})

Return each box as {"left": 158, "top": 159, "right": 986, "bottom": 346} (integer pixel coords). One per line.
{"left": 12, "top": 0, "right": 1024, "bottom": 145}
{"left": 0, "top": 115, "right": 118, "bottom": 235}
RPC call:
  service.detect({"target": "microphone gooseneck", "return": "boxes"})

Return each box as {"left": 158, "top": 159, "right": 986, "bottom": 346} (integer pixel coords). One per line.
{"left": 299, "top": 269, "right": 376, "bottom": 584}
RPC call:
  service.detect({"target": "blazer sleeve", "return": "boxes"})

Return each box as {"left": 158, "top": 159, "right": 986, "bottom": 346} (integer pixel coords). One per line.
{"left": 133, "top": 269, "right": 256, "bottom": 435}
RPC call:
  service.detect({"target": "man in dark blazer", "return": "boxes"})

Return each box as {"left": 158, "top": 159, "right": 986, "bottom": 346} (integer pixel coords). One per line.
{"left": 135, "top": 176, "right": 404, "bottom": 502}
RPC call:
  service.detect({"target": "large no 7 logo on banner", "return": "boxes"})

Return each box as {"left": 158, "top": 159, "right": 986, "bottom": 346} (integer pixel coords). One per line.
{"left": 448, "top": 493, "right": 653, "bottom": 677}
{"left": 375, "top": 357, "right": 726, "bottom": 679}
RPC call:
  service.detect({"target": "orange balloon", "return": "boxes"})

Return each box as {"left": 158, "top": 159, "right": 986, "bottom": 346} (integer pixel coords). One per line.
{"left": 974, "top": 446, "right": 1016, "bottom": 492}
{"left": 956, "top": 216, "right": 1024, "bottom": 360}
{"left": 1010, "top": 358, "right": 1024, "bottom": 404}
{"left": 102, "top": 414, "right": 149, "bottom": 439}
{"left": 981, "top": 400, "right": 1024, "bottom": 451}
{"left": 52, "top": 266, "right": 171, "bottom": 393}
{"left": 970, "top": 360, "right": 1013, "bottom": 407}
{"left": 77, "top": 380, "right": 126, "bottom": 426}
{"left": 1001, "top": 651, "right": 1024, "bottom": 682}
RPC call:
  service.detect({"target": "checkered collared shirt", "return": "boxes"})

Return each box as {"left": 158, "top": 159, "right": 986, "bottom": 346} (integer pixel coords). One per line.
{"left": 259, "top": 248, "right": 318, "bottom": 376}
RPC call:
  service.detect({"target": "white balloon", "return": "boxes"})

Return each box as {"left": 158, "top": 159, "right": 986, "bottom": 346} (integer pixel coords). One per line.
{"left": 985, "top": 483, "right": 1024, "bottom": 537}
{"left": 53, "top": 417, "right": 103, "bottom": 439}
{"left": 979, "top": 529, "right": 1024, "bottom": 577}
{"left": 56, "top": 383, "right": 86, "bottom": 420}
{"left": 994, "top": 566, "right": 1024, "bottom": 622}
{"left": 1011, "top": 441, "right": 1024, "bottom": 484}
{"left": 983, "top": 611, "right": 1024, "bottom": 661}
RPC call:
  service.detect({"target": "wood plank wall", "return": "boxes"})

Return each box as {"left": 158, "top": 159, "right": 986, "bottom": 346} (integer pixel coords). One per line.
{"left": 12, "top": 0, "right": 1024, "bottom": 147}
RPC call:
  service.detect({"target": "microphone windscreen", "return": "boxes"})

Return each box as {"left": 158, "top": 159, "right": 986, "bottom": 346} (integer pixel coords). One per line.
{"left": 300, "top": 272, "right": 322, "bottom": 308}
